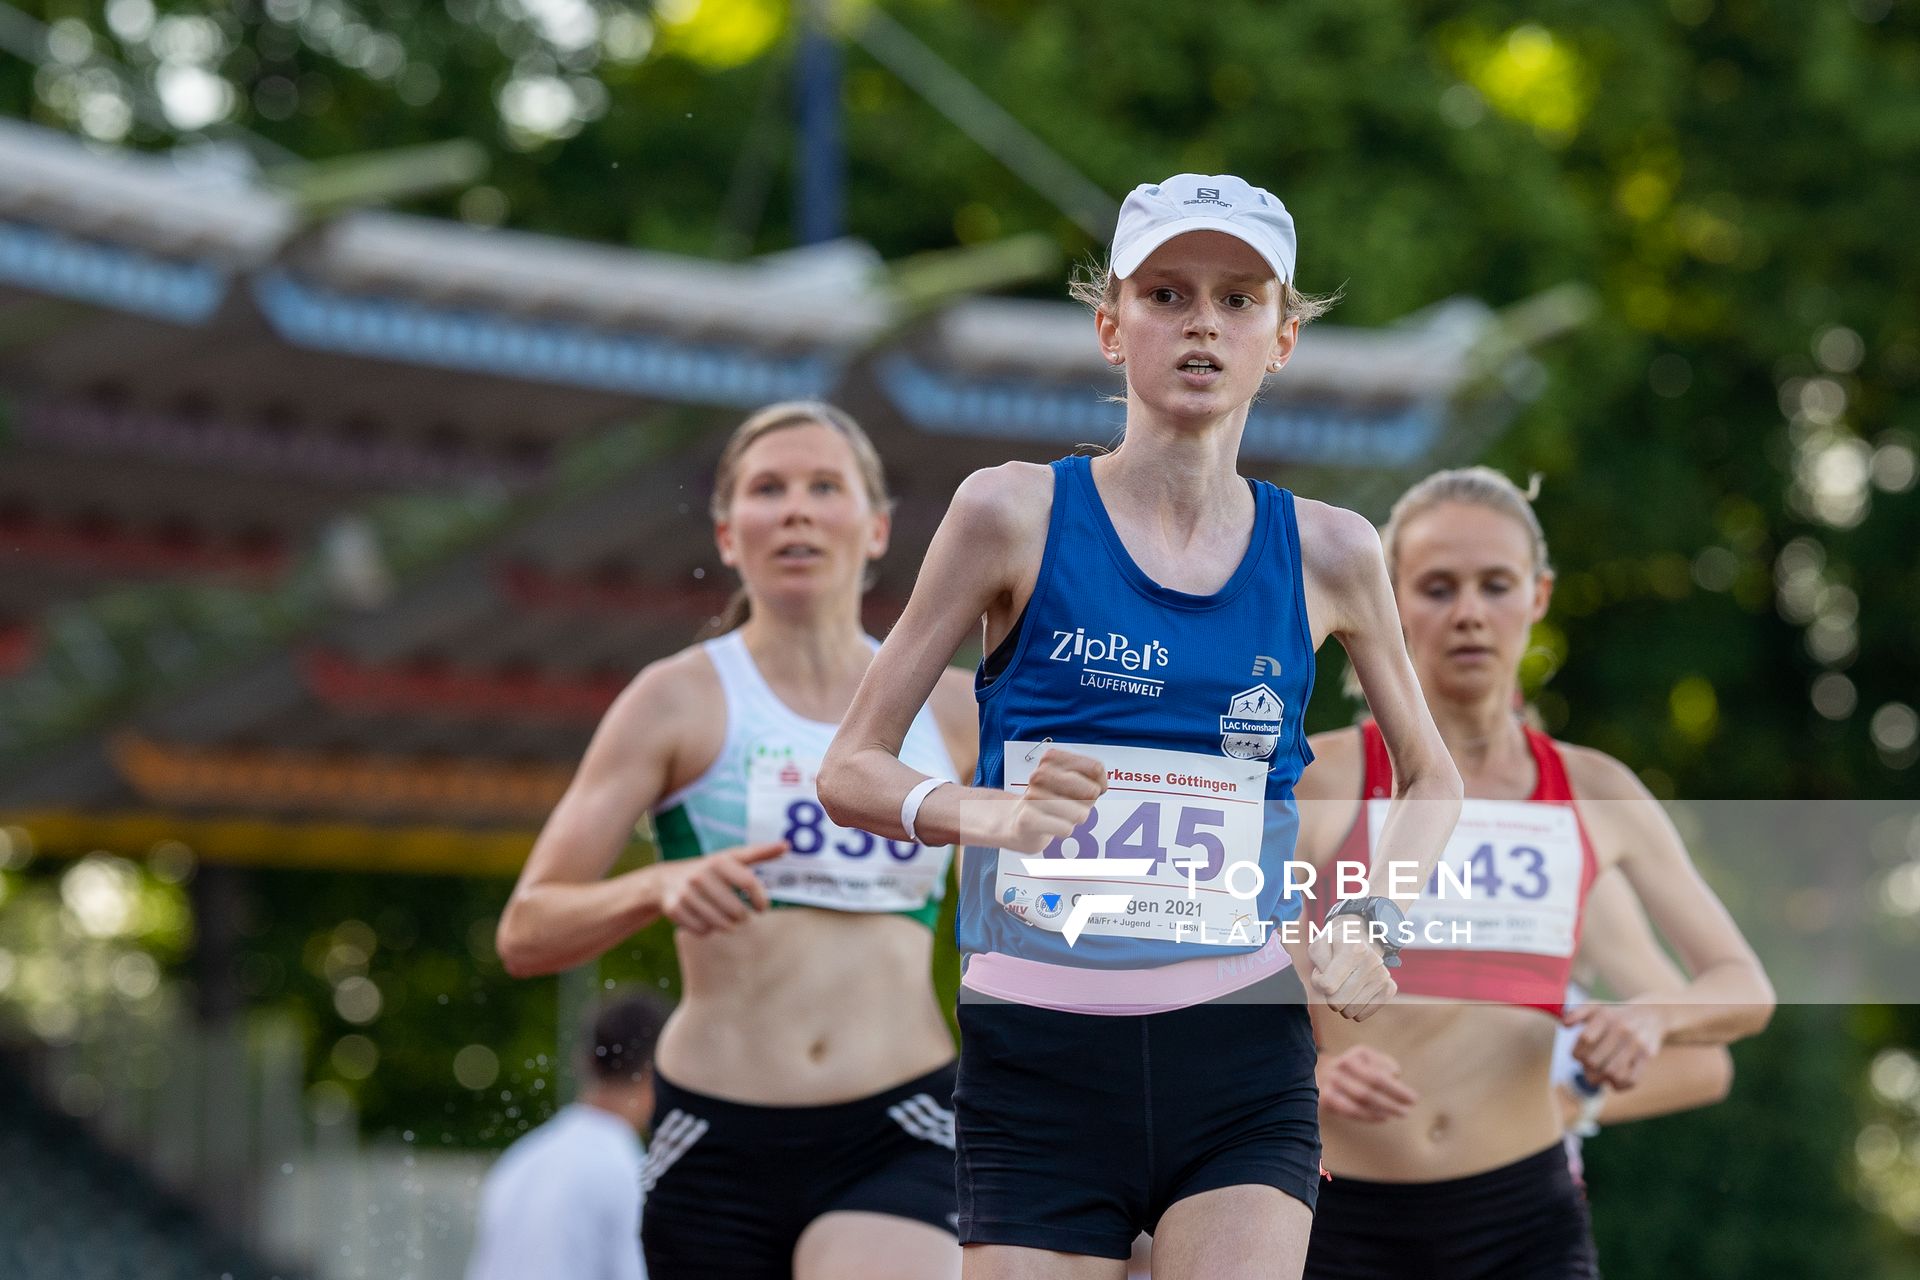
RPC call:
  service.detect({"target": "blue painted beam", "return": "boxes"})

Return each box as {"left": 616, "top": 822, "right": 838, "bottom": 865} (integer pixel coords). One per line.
{"left": 251, "top": 270, "right": 836, "bottom": 407}
{"left": 0, "top": 220, "right": 227, "bottom": 322}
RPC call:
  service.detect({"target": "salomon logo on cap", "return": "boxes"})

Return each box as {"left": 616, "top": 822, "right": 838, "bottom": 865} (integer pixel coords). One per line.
{"left": 1109, "top": 173, "right": 1297, "bottom": 284}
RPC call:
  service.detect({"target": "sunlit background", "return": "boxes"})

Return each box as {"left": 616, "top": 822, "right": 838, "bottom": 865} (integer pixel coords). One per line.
{"left": 1, "top": 0, "right": 1918, "bottom": 1277}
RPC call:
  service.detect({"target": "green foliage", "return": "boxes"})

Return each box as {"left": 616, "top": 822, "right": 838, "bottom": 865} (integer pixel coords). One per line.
{"left": 239, "top": 863, "right": 685, "bottom": 1147}
{"left": 5, "top": 0, "right": 1919, "bottom": 1270}
{"left": 241, "top": 868, "right": 548, "bottom": 1147}
{"left": 1586, "top": 1007, "right": 1873, "bottom": 1275}
{"left": 0, "top": 854, "right": 192, "bottom": 1042}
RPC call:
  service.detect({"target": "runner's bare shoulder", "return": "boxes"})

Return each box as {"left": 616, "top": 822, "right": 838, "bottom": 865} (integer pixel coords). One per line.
{"left": 601, "top": 642, "right": 727, "bottom": 787}
{"left": 1555, "top": 742, "right": 1649, "bottom": 803}
{"left": 1288, "top": 496, "right": 1390, "bottom": 647}
{"left": 940, "top": 461, "right": 1056, "bottom": 603}
{"left": 945, "top": 461, "right": 1054, "bottom": 548}
{"left": 1290, "top": 496, "right": 1386, "bottom": 585}
{"left": 1553, "top": 742, "right": 1661, "bottom": 859}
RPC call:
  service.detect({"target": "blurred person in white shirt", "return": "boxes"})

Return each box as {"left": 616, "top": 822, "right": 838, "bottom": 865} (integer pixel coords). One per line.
{"left": 467, "top": 993, "right": 668, "bottom": 1280}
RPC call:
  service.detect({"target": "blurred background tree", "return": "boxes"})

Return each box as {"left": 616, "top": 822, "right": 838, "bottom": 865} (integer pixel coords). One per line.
{"left": 3, "top": 0, "right": 1918, "bottom": 1273}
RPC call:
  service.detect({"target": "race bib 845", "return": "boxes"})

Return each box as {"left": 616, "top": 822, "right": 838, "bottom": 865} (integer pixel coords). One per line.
{"left": 996, "top": 740, "right": 1269, "bottom": 946}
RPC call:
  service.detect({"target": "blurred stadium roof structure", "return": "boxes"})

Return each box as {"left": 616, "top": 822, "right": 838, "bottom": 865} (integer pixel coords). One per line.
{"left": 0, "top": 118, "right": 1585, "bottom": 868}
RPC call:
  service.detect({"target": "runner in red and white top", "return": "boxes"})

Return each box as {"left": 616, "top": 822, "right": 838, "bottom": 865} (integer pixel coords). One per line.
{"left": 1323, "top": 714, "right": 1598, "bottom": 1015}
{"left": 1292, "top": 466, "right": 1774, "bottom": 1280}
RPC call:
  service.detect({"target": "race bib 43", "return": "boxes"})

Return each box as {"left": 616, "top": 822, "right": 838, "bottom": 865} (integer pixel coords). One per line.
{"left": 1365, "top": 797, "right": 1583, "bottom": 957}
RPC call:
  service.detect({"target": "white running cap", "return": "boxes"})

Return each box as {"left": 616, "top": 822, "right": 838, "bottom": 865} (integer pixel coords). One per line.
{"left": 1110, "top": 174, "right": 1297, "bottom": 285}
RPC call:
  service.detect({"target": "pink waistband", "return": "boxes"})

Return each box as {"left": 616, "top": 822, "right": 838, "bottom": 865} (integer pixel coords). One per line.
{"left": 959, "top": 933, "right": 1293, "bottom": 1015}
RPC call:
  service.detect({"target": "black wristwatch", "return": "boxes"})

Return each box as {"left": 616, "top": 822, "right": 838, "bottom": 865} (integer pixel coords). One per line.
{"left": 1325, "top": 896, "right": 1407, "bottom": 968}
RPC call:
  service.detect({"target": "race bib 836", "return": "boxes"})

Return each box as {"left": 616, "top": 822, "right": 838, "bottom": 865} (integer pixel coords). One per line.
{"left": 746, "top": 755, "right": 950, "bottom": 912}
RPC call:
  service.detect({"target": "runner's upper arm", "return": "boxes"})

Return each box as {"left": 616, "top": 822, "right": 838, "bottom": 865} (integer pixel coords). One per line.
{"left": 1564, "top": 745, "right": 1764, "bottom": 991}
{"left": 1300, "top": 502, "right": 1455, "bottom": 797}
{"left": 516, "top": 658, "right": 688, "bottom": 887}
{"left": 1578, "top": 867, "right": 1687, "bottom": 998}
{"left": 822, "top": 464, "right": 1043, "bottom": 827}
{"left": 930, "top": 665, "right": 981, "bottom": 784}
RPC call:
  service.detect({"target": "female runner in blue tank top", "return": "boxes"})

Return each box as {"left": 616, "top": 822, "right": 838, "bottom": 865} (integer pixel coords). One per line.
{"left": 821, "top": 175, "right": 1465, "bottom": 1280}
{"left": 499, "top": 402, "right": 975, "bottom": 1280}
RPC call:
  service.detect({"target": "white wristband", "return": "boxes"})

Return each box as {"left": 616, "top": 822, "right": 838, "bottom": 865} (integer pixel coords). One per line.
{"left": 899, "top": 777, "right": 948, "bottom": 846}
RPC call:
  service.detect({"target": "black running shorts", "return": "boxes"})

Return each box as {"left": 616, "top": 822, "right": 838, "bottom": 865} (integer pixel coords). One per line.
{"left": 953, "top": 968, "right": 1322, "bottom": 1260}
{"left": 1304, "top": 1143, "right": 1599, "bottom": 1280}
{"left": 641, "top": 1062, "right": 958, "bottom": 1280}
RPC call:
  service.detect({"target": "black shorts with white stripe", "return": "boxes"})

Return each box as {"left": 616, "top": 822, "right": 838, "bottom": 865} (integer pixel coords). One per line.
{"left": 641, "top": 1062, "right": 958, "bottom": 1280}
